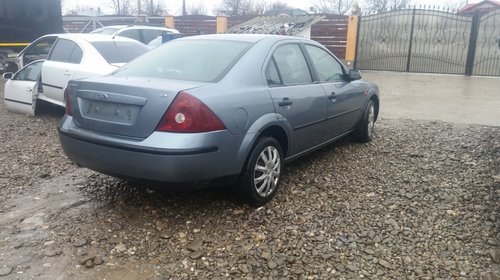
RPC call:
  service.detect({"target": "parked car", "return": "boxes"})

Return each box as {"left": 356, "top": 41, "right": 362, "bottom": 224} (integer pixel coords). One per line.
{"left": 90, "top": 25, "right": 180, "bottom": 45}
{"left": 39, "top": 33, "right": 150, "bottom": 109}
{"left": 58, "top": 34, "right": 379, "bottom": 206}
{"left": 3, "top": 60, "right": 44, "bottom": 116}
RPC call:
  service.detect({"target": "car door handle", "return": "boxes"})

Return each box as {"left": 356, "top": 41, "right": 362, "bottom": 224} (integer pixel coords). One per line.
{"left": 278, "top": 98, "right": 293, "bottom": 107}
{"left": 328, "top": 92, "right": 337, "bottom": 102}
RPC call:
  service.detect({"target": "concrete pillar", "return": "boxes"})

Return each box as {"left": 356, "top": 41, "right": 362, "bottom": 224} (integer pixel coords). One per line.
{"left": 216, "top": 15, "right": 228, "bottom": 34}
{"left": 165, "top": 15, "right": 175, "bottom": 29}
{"left": 345, "top": 15, "right": 359, "bottom": 68}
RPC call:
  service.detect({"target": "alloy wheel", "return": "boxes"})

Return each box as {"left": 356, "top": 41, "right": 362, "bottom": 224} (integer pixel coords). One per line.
{"left": 253, "top": 146, "right": 281, "bottom": 197}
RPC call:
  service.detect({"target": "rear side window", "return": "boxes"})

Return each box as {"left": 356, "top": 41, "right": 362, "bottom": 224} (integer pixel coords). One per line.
{"left": 118, "top": 29, "right": 141, "bottom": 42}
{"left": 113, "top": 39, "right": 251, "bottom": 82}
{"left": 142, "top": 29, "right": 162, "bottom": 44}
{"left": 48, "top": 39, "right": 82, "bottom": 64}
{"left": 91, "top": 41, "right": 149, "bottom": 64}
{"left": 265, "top": 59, "right": 281, "bottom": 86}
{"left": 272, "top": 44, "right": 312, "bottom": 85}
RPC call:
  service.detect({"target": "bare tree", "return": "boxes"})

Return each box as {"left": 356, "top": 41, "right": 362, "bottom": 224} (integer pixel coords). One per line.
{"left": 252, "top": 0, "right": 273, "bottom": 15}
{"left": 187, "top": 2, "right": 208, "bottom": 15}
{"left": 108, "top": 0, "right": 133, "bottom": 15}
{"left": 143, "top": 0, "right": 166, "bottom": 15}
{"left": 442, "top": 0, "right": 467, "bottom": 11}
{"left": 218, "top": 0, "right": 255, "bottom": 16}
{"left": 313, "top": 0, "right": 355, "bottom": 15}
{"left": 364, "top": 0, "right": 411, "bottom": 13}
{"left": 270, "top": 1, "right": 289, "bottom": 9}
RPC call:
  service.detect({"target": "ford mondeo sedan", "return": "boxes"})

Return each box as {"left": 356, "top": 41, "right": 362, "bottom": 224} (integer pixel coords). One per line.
{"left": 58, "top": 34, "right": 379, "bottom": 206}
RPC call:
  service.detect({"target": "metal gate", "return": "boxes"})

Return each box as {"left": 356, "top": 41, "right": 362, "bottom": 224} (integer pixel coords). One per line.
{"left": 473, "top": 10, "right": 500, "bottom": 76}
{"left": 355, "top": 9, "right": 500, "bottom": 76}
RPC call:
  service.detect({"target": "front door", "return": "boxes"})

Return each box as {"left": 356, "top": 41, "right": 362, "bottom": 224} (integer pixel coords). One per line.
{"left": 3, "top": 60, "right": 44, "bottom": 116}
{"left": 304, "top": 44, "right": 365, "bottom": 138}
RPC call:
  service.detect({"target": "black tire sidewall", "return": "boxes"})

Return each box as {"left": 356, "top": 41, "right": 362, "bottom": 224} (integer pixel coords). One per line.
{"left": 355, "top": 100, "right": 375, "bottom": 143}
{"left": 240, "top": 137, "right": 284, "bottom": 206}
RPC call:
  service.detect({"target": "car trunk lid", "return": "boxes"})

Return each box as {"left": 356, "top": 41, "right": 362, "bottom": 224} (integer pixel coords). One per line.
{"left": 68, "top": 76, "right": 209, "bottom": 138}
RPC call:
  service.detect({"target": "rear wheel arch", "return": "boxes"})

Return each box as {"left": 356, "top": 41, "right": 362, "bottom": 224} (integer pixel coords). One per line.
{"left": 258, "top": 125, "right": 289, "bottom": 158}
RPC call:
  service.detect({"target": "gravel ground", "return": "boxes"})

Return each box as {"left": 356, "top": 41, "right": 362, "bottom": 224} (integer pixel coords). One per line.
{"left": 0, "top": 81, "right": 499, "bottom": 279}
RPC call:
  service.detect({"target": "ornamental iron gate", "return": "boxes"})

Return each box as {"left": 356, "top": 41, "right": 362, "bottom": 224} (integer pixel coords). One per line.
{"left": 355, "top": 9, "right": 500, "bottom": 76}
{"left": 473, "top": 10, "right": 500, "bottom": 76}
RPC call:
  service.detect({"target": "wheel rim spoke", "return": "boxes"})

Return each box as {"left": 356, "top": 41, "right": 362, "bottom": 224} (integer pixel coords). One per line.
{"left": 368, "top": 105, "right": 375, "bottom": 137}
{"left": 253, "top": 145, "right": 281, "bottom": 197}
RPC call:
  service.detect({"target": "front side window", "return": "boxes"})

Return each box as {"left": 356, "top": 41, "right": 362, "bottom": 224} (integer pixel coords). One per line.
{"left": 272, "top": 44, "right": 312, "bottom": 85}
{"left": 14, "top": 61, "right": 43, "bottom": 81}
{"left": 113, "top": 39, "right": 251, "bottom": 82}
{"left": 305, "top": 45, "right": 345, "bottom": 82}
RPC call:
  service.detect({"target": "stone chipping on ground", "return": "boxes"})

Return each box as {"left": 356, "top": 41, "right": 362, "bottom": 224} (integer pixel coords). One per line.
{"left": 0, "top": 85, "right": 499, "bottom": 279}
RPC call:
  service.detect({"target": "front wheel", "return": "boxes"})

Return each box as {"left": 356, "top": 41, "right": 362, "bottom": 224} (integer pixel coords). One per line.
{"left": 354, "top": 100, "right": 376, "bottom": 143}
{"left": 239, "top": 137, "right": 284, "bottom": 206}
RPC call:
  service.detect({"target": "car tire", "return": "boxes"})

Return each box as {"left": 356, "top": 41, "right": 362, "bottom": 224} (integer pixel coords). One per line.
{"left": 239, "top": 137, "right": 284, "bottom": 206}
{"left": 354, "top": 100, "right": 376, "bottom": 143}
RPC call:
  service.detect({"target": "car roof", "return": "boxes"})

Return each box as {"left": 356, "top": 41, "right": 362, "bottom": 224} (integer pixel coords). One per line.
{"left": 179, "top": 33, "right": 312, "bottom": 44}
{"left": 96, "top": 25, "right": 180, "bottom": 33}
{"left": 57, "top": 33, "right": 140, "bottom": 43}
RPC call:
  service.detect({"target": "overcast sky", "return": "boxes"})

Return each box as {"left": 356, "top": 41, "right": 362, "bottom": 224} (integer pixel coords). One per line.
{"left": 63, "top": 0, "right": 479, "bottom": 15}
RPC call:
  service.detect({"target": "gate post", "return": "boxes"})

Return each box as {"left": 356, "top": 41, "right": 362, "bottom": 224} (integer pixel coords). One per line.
{"left": 165, "top": 15, "right": 175, "bottom": 29}
{"left": 465, "top": 13, "right": 480, "bottom": 76}
{"left": 345, "top": 15, "right": 359, "bottom": 68}
{"left": 353, "top": 15, "right": 362, "bottom": 69}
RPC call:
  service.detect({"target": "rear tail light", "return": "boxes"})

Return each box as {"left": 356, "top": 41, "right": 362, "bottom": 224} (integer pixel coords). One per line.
{"left": 156, "top": 91, "right": 225, "bottom": 133}
{"left": 64, "top": 87, "right": 72, "bottom": 116}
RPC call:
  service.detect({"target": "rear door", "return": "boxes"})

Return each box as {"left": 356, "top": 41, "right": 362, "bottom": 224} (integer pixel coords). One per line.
{"left": 4, "top": 60, "right": 44, "bottom": 116}
{"left": 41, "top": 38, "right": 83, "bottom": 106}
{"left": 266, "top": 43, "right": 328, "bottom": 156}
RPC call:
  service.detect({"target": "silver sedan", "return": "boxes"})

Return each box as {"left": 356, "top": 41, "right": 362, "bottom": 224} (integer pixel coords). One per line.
{"left": 58, "top": 34, "right": 379, "bottom": 206}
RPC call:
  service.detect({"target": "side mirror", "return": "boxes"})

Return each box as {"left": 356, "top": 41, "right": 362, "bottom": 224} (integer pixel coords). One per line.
{"left": 3, "top": 72, "right": 13, "bottom": 80}
{"left": 348, "top": 69, "right": 362, "bottom": 81}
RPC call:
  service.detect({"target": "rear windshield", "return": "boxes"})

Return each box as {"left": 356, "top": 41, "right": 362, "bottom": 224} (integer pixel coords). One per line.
{"left": 112, "top": 39, "right": 252, "bottom": 82}
{"left": 90, "top": 27, "right": 119, "bottom": 35}
{"left": 91, "top": 41, "right": 150, "bottom": 64}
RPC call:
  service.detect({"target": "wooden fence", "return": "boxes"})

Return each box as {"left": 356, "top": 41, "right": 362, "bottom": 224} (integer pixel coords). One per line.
{"left": 62, "top": 14, "right": 349, "bottom": 58}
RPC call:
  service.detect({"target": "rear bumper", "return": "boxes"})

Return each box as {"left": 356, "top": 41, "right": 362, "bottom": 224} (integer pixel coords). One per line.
{"left": 58, "top": 116, "right": 246, "bottom": 184}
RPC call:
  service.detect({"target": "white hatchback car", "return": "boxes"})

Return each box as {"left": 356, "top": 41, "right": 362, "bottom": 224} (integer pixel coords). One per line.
{"left": 39, "top": 33, "right": 150, "bottom": 108}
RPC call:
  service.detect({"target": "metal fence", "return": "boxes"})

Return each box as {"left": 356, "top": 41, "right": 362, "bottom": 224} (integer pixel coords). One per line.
{"left": 355, "top": 8, "right": 500, "bottom": 76}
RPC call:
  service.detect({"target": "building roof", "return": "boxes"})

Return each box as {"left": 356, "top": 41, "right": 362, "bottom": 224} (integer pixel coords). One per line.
{"left": 227, "top": 15, "right": 325, "bottom": 36}
{"left": 457, "top": 0, "right": 500, "bottom": 14}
